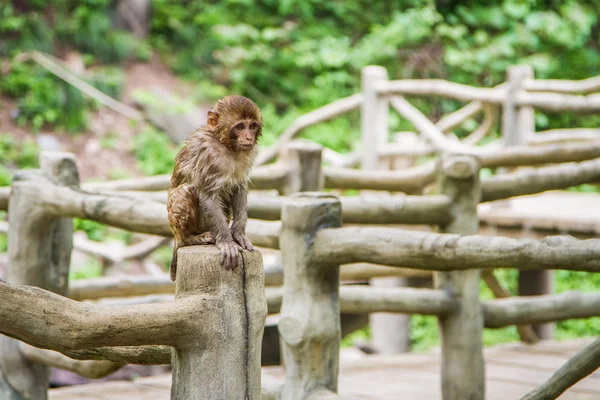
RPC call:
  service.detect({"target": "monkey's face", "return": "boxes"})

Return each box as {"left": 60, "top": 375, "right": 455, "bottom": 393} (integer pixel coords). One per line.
{"left": 230, "top": 119, "right": 261, "bottom": 151}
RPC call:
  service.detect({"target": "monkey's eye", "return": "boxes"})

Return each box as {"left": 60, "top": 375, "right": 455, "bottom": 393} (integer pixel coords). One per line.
{"left": 236, "top": 123, "right": 245, "bottom": 130}
{"left": 250, "top": 122, "right": 258, "bottom": 130}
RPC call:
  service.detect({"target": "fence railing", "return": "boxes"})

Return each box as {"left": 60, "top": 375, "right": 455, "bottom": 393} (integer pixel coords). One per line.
{"left": 1, "top": 146, "right": 599, "bottom": 399}
{"left": 1, "top": 64, "right": 600, "bottom": 399}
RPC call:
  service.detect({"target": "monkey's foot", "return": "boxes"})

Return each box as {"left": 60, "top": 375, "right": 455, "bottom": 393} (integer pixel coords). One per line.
{"left": 184, "top": 232, "right": 215, "bottom": 246}
{"left": 232, "top": 232, "right": 254, "bottom": 251}
{"left": 217, "top": 241, "right": 243, "bottom": 270}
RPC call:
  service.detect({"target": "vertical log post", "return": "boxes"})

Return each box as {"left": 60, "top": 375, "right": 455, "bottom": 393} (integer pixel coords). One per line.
{"left": 435, "top": 154, "right": 485, "bottom": 400}
{"left": 172, "top": 246, "right": 267, "bottom": 399}
{"left": 279, "top": 140, "right": 324, "bottom": 195}
{"left": 361, "top": 66, "right": 410, "bottom": 354}
{"left": 360, "top": 65, "right": 389, "bottom": 170}
{"left": 279, "top": 193, "right": 342, "bottom": 399}
{"left": 0, "top": 151, "right": 79, "bottom": 400}
{"left": 504, "top": 65, "right": 554, "bottom": 339}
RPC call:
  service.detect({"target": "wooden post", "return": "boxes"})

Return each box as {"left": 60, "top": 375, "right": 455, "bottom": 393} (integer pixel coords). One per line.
{"left": 503, "top": 65, "right": 534, "bottom": 146}
{"left": 279, "top": 139, "right": 324, "bottom": 195}
{"left": 361, "top": 66, "right": 411, "bottom": 354}
{"left": 504, "top": 65, "right": 554, "bottom": 339}
{"left": 0, "top": 151, "right": 79, "bottom": 400}
{"left": 360, "top": 65, "right": 389, "bottom": 169}
{"left": 435, "top": 154, "right": 484, "bottom": 400}
{"left": 172, "top": 246, "right": 266, "bottom": 399}
{"left": 279, "top": 193, "right": 342, "bottom": 399}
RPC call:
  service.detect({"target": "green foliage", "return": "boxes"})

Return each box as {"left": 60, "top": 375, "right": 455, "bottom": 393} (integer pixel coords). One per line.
{"left": 0, "top": 133, "right": 40, "bottom": 186}
{"left": 69, "top": 258, "right": 103, "bottom": 281}
{"left": 1, "top": 2, "right": 147, "bottom": 63}
{"left": 151, "top": 246, "right": 175, "bottom": 272}
{"left": 73, "top": 218, "right": 107, "bottom": 242}
{"left": 0, "top": 62, "right": 125, "bottom": 133}
{"left": 1, "top": 2, "right": 142, "bottom": 132}
{"left": 132, "top": 127, "right": 178, "bottom": 176}
{"left": 147, "top": 0, "right": 600, "bottom": 152}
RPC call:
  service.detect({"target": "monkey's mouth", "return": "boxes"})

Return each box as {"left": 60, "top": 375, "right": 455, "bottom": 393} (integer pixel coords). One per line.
{"left": 238, "top": 144, "right": 254, "bottom": 150}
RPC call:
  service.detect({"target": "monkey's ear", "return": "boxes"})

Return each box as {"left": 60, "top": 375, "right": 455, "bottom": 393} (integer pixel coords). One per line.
{"left": 207, "top": 111, "right": 219, "bottom": 130}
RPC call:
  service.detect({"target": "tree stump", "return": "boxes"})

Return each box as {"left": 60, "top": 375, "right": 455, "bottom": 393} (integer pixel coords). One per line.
{"left": 171, "top": 246, "right": 267, "bottom": 400}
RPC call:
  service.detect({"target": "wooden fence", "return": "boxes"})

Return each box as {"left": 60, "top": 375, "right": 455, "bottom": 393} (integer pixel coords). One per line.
{"left": 1, "top": 142, "right": 600, "bottom": 399}
{"left": 1, "top": 65, "right": 600, "bottom": 399}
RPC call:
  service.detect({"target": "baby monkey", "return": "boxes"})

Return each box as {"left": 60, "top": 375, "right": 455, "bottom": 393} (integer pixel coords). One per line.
{"left": 167, "top": 95, "right": 262, "bottom": 281}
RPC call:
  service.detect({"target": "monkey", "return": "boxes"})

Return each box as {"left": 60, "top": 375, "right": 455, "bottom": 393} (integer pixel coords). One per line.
{"left": 167, "top": 95, "right": 262, "bottom": 281}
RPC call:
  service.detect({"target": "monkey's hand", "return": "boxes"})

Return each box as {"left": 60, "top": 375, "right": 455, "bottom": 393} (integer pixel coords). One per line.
{"left": 232, "top": 231, "right": 254, "bottom": 251}
{"left": 217, "top": 240, "right": 242, "bottom": 270}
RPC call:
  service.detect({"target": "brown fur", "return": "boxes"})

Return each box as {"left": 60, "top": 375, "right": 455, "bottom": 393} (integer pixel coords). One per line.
{"left": 167, "top": 95, "right": 262, "bottom": 280}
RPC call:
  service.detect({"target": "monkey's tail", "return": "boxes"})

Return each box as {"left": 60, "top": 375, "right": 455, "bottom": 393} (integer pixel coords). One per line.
{"left": 170, "top": 243, "right": 180, "bottom": 281}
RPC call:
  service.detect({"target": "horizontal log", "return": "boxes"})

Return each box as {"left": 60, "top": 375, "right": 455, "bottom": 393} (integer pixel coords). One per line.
{"left": 69, "top": 276, "right": 174, "bottom": 301}
{"left": 482, "top": 157, "right": 600, "bottom": 202}
{"left": 248, "top": 162, "right": 288, "bottom": 191}
{"left": 518, "top": 91, "right": 600, "bottom": 112}
{"left": 11, "top": 179, "right": 280, "bottom": 248}
{"left": 323, "top": 164, "right": 435, "bottom": 193}
{"left": 479, "top": 141, "right": 600, "bottom": 168}
{"left": 528, "top": 128, "right": 600, "bottom": 144}
{"left": 248, "top": 194, "right": 452, "bottom": 225}
{"left": 375, "top": 80, "right": 506, "bottom": 103}
{"left": 312, "top": 227, "right": 600, "bottom": 272}
{"left": 521, "top": 337, "right": 600, "bottom": 400}
{"left": 263, "top": 285, "right": 455, "bottom": 316}
{"left": 83, "top": 163, "right": 288, "bottom": 193}
{"left": 247, "top": 219, "right": 281, "bottom": 249}
{"left": 60, "top": 345, "right": 172, "bottom": 365}
{"left": 0, "top": 279, "right": 197, "bottom": 350}
{"left": 483, "top": 291, "right": 600, "bottom": 328}
{"left": 524, "top": 76, "right": 600, "bottom": 93}
{"left": 256, "top": 93, "right": 362, "bottom": 166}
{"left": 340, "top": 195, "right": 451, "bottom": 225}
{"left": 266, "top": 286, "right": 283, "bottom": 315}
{"left": 83, "top": 175, "right": 170, "bottom": 192}
{"left": 20, "top": 344, "right": 124, "bottom": 379}
{"left": 339, "top": 285, "right": 455, "bottom": 315}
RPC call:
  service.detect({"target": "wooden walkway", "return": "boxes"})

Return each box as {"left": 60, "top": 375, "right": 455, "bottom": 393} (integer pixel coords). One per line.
{"left": 49, "top": 338, "right": 599, "bottom": 400}
{"left": 479, "top": 191, "right": 600, "bottom": 236}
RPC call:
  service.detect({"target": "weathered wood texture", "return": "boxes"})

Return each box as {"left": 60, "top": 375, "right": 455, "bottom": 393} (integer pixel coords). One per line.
{"left": 435, "top": 154, "right": 485, "bottom": 400}
{"left": 69, "top": 276, "right": 174, "bottom": 300}
{"left": 312, "top": 227, "right": 600, "bottom": 272}
{"left": 0, "top": 151, "right": 79, "bottom": 400}
{"left": 521, "top": 337, "right": 600, "bottom": 400}
{"left": 5, "top": 178, "right": 281, "bottom": 248}
{"left": 248, "top": 193, "right": 452, "bottom": 225}
{"left": 0, "top": 247, "right": 267, "bottom": 399}
{"left": 376, "top": 78, "right": 600, "bottom": 112}
{"left": 278, "top": 140, "right": 324, "bottom": 194}
{"left": 279, "top": 193, "right": 342, "bottom": 399}
{"left": 266, "top": 285, "right": 455, "bottom": 316}
{"left": 48, "top": 338, "right": 600, "bottom": 400}
{"left": 481, "top": 157, "right": 600, "bottom": 202}
{"left": 360, "top": 65, "right": 388, "bottom": 169}
{"left": 20, "top": 344, "right": 124, "bottom": 380}
{"left": 483, "top": 291, "right": 600, "bottom": 328}
{"left": 171, "top": 246, "right": 267, "bottom": 400}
